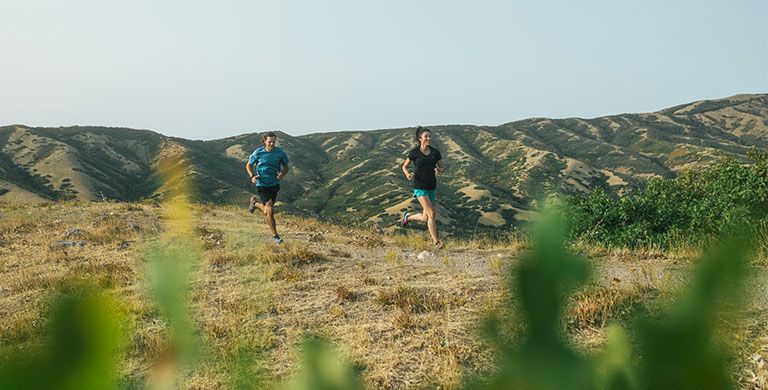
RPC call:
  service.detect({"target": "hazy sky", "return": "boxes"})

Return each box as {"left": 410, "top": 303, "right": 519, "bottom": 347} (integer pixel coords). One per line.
{"left": 2, "top": 0, "right": 766, "bottom": 140}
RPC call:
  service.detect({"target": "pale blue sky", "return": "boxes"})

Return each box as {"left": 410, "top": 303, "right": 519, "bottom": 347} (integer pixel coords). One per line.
{"left": 1, "top": 0, "right": 766, "bottom": 140}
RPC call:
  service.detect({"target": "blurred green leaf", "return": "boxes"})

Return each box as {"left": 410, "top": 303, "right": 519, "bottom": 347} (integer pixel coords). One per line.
{"left": 599, "top": 325, "right": 639, "bottom": 390}
{"left": 472, "top": 209, "right": 596, "bottom": 389}
{"left": 144, "top": 238, "right": 201, "bottom": 370}
{"left": 634, "top": 229, "right": 751, "bottom": 390}
{"left": 285, "top": 336, "right": 362, "bottom": 390}
{"left": 0, "top": 284, "right": 124, "bottom": 389}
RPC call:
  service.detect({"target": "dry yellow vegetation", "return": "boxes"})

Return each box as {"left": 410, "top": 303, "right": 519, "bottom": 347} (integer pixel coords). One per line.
{"left": 0, "top": 202, "right": 765, "bottom": 388}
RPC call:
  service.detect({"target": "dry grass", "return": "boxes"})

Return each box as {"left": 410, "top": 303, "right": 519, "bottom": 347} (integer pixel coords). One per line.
{"left": 570, "top": 239, "right": 686, "bottom": 263}
{"left": 347, "top": 232, "right": 386, "bottom": 248}
{"left": 384, "top": 250, "right": 401, "bottom": 267}
{"left": 487, "top": 254, "right": 507, "bottom": 276}
{"left": 566, "top": 284, "right": 657, "bottom": 331}
{"left": 265, "top": 264, "right": 304, "bottom": 282}
{"left": 711, "top": 308, "right": 768, "bottom": 389}
{"left": 194, "top": 224, "right": 224, "bottom": 250}
{"left": 68, "top": 260, "right": 137, "bottom": 288}
{"left": 0, "top": 202, "right": 161, "bottom": 381}
{"left": 734, "top": 312, "right": 768, "bottom": 389}
{"left": 205, "top": 250, "right": 239, "bottom": 269}
{"left": 391, "top": 310, "right": 420, "bottom": 331}
{"left": 334, "top": 285, "right": 357, "bottom": 302}
{"left": 328, "top": 247, "right": 351, "bottom": 258}
{"left": 376, "top": 285, "right": 467, "bottom": 314}
{"left": 387, "top": 232, "right": 433, "bottom": 252}
{"left": 451, "top": 231, "right": 528, "bottom": 252}
{"left": 258, "top": 242, "right": 324, "bottom": 266}
{"left": 2, "top": 201, "right": 764, "bottom": 388}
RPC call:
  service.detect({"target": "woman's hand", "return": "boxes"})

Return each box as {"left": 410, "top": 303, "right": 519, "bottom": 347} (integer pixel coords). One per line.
{"left": 405, "top": 172, "right": 414, "bottom": 181}
{"left": 277, "top": 172, "right": 285, "bottom": 180}
{"left": 250, "top": 175, "right": 259, "bottom": 184}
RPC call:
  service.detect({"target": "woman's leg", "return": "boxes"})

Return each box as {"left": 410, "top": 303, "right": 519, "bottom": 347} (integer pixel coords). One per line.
{"left": 415, "top": 195, "right": 439, "bottom": 245}
{"left": 407, "top": 211, "right": 426, "bottom": 223}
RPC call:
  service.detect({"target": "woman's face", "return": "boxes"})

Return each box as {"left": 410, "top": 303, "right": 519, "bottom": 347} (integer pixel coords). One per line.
{"left": 264, "top": 136, "right": 276, "bottom": 151}
{"left": 419, "top": 131, "right": 431, "bottom": 146}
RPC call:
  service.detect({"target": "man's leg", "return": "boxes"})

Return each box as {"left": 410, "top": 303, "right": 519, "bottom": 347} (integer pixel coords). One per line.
{"left": 262, "top": 199, "right": 278, "bottom": 237}
{"left": 251, "top": 196, "right": 265, "bottom": 213}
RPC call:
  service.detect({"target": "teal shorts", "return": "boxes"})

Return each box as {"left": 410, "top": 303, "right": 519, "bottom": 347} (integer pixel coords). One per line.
{"left": 413, "top": 189, "right": 436, "bottom": 201}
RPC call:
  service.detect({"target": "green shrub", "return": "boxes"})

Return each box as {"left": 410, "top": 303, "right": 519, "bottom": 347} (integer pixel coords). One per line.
{"left": 564, "top": 149, "right": 768, "bottom": 248}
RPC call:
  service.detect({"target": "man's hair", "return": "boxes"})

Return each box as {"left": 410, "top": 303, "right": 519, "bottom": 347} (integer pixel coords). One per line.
{"left": 262, "top": 131, "right": 277, "bottom": 142}
{"left": 415, "top": 126, "right": 430, "bottom": 142}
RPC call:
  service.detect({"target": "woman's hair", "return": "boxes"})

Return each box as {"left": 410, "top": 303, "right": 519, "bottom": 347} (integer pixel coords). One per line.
{"left": 262, "top": 131, "right": 277, "bottom": 142}
{"left": 415, "top": 126, "right": 430, "bottom": 145}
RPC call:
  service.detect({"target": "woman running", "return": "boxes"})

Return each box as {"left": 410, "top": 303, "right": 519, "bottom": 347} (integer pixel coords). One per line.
{"left": 400, "top": 126, "right": 444, "bottom": 250}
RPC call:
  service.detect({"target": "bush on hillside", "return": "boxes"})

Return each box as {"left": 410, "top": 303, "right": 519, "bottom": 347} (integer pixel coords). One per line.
{"left": 564, "top": 149, "right": 768, "bottom": 248}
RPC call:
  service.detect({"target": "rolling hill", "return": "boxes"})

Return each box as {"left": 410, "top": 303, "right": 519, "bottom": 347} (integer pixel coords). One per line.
{"left": 1, "top": 93, "right": 765, "bottom": 230}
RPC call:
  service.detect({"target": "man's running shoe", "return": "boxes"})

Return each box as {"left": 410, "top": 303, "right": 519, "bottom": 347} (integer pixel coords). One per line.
{"left": 248, "top": 196, "right": 257, "bottom": 214}
{"left": 400, "top": 211, "right": 410, "bottom": 228}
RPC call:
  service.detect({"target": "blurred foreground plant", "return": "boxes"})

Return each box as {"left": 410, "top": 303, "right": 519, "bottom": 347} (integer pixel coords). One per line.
{"left": 142, "top": 238, "right": 200, "bottom": 388}
{"left": 473, "top": 209, "right": 753, "bottom": 390}
{"left": 284, "top": 336, "right": 363, "bottom": 390}
{"left": 631, "top": 227, "right": 749, "bottom": 389}
{"left": 470, "top": 210, "right": 597, "bottom": 389}
{"left": 0, "top": 284, "right": 124, "bottom": 389}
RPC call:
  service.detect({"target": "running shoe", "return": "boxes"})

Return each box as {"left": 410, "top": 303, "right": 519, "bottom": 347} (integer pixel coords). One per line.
{"left": 248, "top": 196, "right": 257, "bottom": 214}
{"left": 273, "top": 235, "right": 283, "bottom": 245}
{"left": 400, "top": 211, "right": 410, "bottom": 228}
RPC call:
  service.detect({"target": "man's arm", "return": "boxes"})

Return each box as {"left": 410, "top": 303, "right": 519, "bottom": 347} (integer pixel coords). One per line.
{"left": 277, "top": 165, "right": 290, "bottom": 180}
{"left": 277, "top": 153, "right": 290, "bottom": 180}
{"left": 246, "top": 162, "right": 258, "bottom": 184}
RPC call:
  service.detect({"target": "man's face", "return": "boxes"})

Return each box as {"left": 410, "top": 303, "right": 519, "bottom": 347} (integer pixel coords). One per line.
{"left": 265, "top": 136, "right": 276, "bottom": 151}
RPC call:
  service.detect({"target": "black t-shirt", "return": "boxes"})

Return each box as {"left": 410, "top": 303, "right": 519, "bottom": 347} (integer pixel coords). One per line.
{"left": 407, "top": 146, "right": 442, "bottom": 190}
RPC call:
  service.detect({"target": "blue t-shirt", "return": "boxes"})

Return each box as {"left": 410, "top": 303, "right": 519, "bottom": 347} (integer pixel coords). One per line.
{"left": 248, "top": 146, "right": 289, "bottom": 187}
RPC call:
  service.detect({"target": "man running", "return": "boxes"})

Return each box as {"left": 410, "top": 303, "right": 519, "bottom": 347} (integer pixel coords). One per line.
{"left": 401, "top": 126, "right": 445, "bottom": 250}
{"left": 246, "top": 131, "right": 290, "bottom": 244}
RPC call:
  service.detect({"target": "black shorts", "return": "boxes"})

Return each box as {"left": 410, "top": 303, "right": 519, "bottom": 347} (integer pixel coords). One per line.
{"left": 256, "top": 184, "right": 279, "bottom": 205}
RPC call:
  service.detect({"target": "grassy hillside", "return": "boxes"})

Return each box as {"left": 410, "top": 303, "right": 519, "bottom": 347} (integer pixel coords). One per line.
{"left": 1, "top": 94, "right": 765, "bottom": 230}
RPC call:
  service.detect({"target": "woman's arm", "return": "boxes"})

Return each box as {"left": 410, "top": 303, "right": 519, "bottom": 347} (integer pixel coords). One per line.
{"left": 402, "top": 158, "right": 414, "bottom": 181}
{"left": 435, "top": 160, "right": 445, "bottom": 174}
